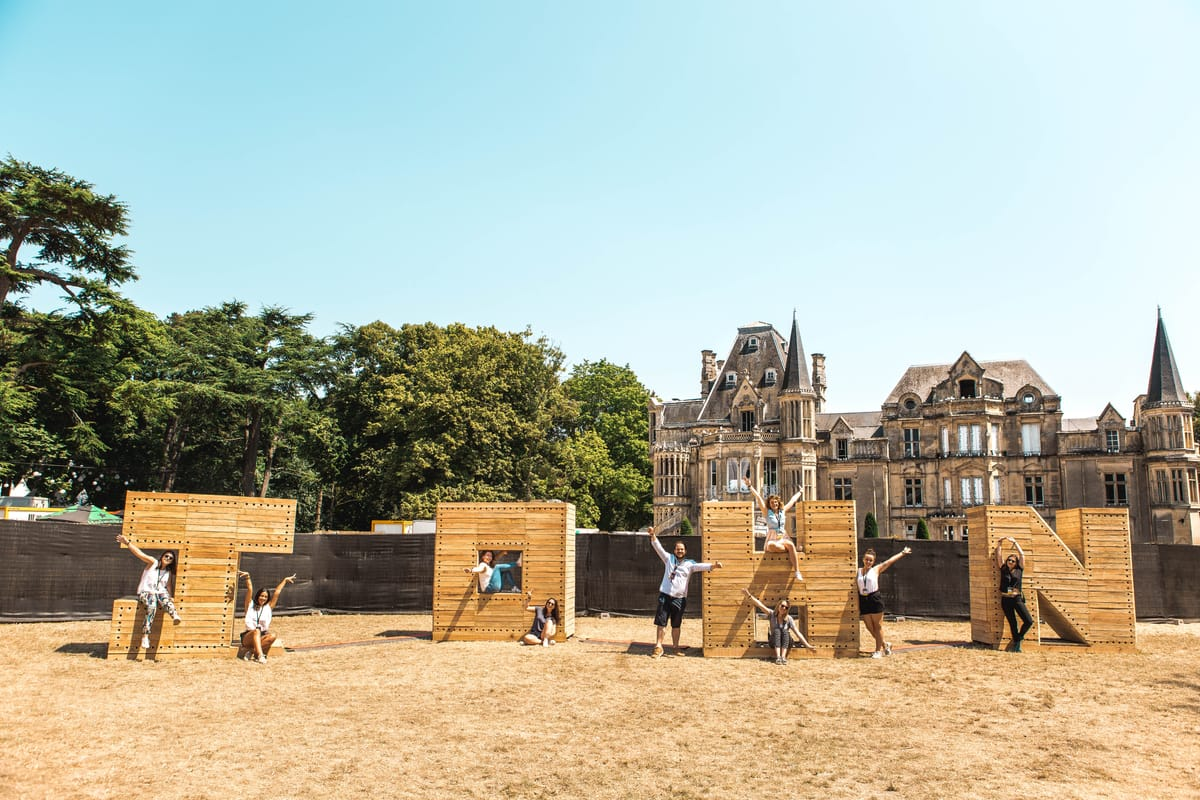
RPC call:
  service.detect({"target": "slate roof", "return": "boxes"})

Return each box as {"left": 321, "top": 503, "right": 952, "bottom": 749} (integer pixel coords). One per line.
{"left": 817, "top": 411, "right": 883, "bottom": 439}
{"left": 884, "top": 358, "right": 1055, "bottom": 404}
{"left": 696, "top": 323, "right": 789, "bottom": 422}
{"left": 780, "top": 315, "right": 813, "bottom": 394}
{"left": 1145, "top": 310, "right": 1190, "bottom": 406}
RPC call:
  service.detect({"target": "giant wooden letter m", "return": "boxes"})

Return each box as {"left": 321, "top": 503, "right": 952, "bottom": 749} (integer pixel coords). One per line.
{"left": 968, "top": 506, "right": 1136, "bottom": 653}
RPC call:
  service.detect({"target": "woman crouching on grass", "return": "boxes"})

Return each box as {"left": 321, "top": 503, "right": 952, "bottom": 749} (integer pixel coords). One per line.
{"left": 742, "top": 588, "right": 814, "bottom": 664}
{"left": 115, "top": 533, "right": 181, "bottom": 651}
{"left": 521, "top": 593, "right": 559, "bottom": 647}
{"left": 237, "top": 570, "right": 296, "bottom": 663}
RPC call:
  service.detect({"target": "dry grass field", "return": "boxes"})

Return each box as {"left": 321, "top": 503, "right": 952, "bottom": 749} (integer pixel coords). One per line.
{"left": 1, "top": 614, "right": 1198, "bottom": 800}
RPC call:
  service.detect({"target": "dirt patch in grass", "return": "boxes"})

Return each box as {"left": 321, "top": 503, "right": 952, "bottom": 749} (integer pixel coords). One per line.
{"left": 2, "top": 615, "right": 1197, "bottom": 799}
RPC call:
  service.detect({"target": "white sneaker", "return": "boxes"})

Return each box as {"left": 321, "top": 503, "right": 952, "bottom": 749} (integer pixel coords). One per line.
{"left": 140, "top": 634, "right": 150, "bottom": 649}
{"left": 871, "top": 651, "right": 883, "bottom": 659}
{"left": 884, "top": 641, "right": 893, "bottom": 656}
{"left": 541, "top": 640, "right": 550, "bottom": 647}
{"left": 795, "top": 571, "right": 804, "bottom": 581}
{"left": 256, "top": 655, "right": 267, "bottom": 664}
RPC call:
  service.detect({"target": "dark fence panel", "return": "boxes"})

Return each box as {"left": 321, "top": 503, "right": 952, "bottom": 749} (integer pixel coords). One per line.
{"left": 858, "top": 539, "right": 971, "bottom": 618}
{"left": 2, "top": 521, "right": 1197, "bottom": 621}
{"left": 577, "top": 533, "right": 705, "bottom": 616}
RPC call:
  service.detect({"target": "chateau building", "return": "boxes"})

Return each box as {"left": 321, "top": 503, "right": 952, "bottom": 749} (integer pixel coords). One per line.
{"left": 649, "top": 312, "right": 1199, "bottom": 544}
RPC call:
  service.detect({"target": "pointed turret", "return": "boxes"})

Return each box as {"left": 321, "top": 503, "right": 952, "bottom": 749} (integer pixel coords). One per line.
{"left": 780, "top": 313, "right": 813, "bottom": 394}
{"left": 1145, "top": 309, "right": 1190, "bottom": 408}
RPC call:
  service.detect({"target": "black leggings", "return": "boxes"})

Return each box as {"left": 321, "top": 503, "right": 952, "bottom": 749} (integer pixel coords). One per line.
{"left": 1002, "top": 595, "right": 1033, "bottom": 641}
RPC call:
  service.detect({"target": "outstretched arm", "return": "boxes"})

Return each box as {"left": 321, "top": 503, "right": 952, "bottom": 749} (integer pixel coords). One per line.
{"left": 741, "top": 587, "right": 770, "bottom": 614}
{"left": 995, "top": 539, "right": 1006, "bottom": 569}
{"left": 238, "top": 571, "right": 254, "bottom": 612}
{"left": 747, "top": 483, "right": 768, "bottom": 515}
{"left": 1010, "top": 538, "right": 1025, "bottom": 569}
{"left": 115, "top": 533, "right": 157, "bottom": 566}
{"left": 269, "top": 574, "right": 296, "bottom": 609}
{"left": 648, "top": 527, "right": 669, "bottom": 564}
{"left": 781, "top": 488, "right": 804, "bottom": 513}
{"left": 524, "top": 590, "right": 539, "bottom": 614}
{"left": 876, "top": 546, "right": 912, "bottom": 575}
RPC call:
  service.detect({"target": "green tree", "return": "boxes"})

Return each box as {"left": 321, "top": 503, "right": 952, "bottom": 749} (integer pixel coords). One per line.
{"left": 679, "top": 517, "right": 694, "bottom": 536}
{"left": 863, "top": 512, "right": 879, "bottom": 538}
{"left": 330, "top": 321, "right": 568, "bottom": 527}
{"left": 916, "top": 518, "right": 931, "bottom": 539}
{"left": 0, "top": 158, "right": 137, "bottom": 497}
{"left": 0, "top": 157, "right": 133, "bottom": 313}
{"left": 557, "top": 359, "right": 652, "bottom": 530}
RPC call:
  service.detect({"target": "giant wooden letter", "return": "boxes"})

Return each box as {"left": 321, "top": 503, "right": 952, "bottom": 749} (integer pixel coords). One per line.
{"left": 108, "top": 492, "right": 296, "bottom": 660}
{"left": 968, "top": 506, "right": 1136, "bottom": 653}
{"left": 433, "top": 502, "right": 575, "bottom": 642}
{"left": 702, "top": 500, "right": 859, "bottom": 658}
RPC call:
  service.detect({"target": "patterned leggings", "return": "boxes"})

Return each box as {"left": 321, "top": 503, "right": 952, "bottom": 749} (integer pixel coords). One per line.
{"left": 138, "top": 590, "right": 178, "bottom": 633}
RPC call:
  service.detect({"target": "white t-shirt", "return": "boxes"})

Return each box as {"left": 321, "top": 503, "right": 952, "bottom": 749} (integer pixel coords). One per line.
{"left": 245, "top": 603, "right": 272, "bottom": 632}
{"left": 137, "top": 563, "right": 172, "bottom": 595}
{"left": 471, "top": 562, "right": 494, "bottom": 592}
{"left": 856, "top": 565, "right": 880, "bottom": 595}
{"left": 651, "top": 537, "right": 714, "bottom": 598}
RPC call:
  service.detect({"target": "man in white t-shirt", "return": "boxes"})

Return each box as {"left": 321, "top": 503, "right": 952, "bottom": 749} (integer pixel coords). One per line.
{"left": 648, "top": 526, "right": 721, "bottom": 658}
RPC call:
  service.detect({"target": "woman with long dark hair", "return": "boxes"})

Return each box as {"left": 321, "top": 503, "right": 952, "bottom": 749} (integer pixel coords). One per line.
{"left": 742, "top": 587, "right": 814, "bottom": 664}
{"left": 856, "top": 546, "right": 911, "bottom": 658}
{"left": 237, "top": 570, "right": 296, "bottom": 663}
{"left": 115, "top": 533, "right": 181, "bottom": 651}
{"left": 521, "top": 594, "right": 560, "bottom": 646}
{"left": 995, "top": 536, "right": 1033, "bottom": 652}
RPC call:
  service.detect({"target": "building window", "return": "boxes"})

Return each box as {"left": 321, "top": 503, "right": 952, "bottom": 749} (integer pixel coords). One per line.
{"left": 943, "top": 477, "right": 952, "bottom": 506}
{"left": 990, "top": 423, "right": 1001, "bottom": 455}
{"left": 1105, "top": 429, "right": 1120, "bottom": 453}
{"left": 992, "top": 475, "right": 1002, "bottom": 504}
{"left": 650, "top": 414, "right": 657, "bottom": 444}
{"left": 1021, "top": 423, "right": 1041, "bottom": 455}
{"left": 1171, "top": 469, "right": 1188, "bottom": 503}
{"left": 833, "top": 477, "right": 853, "bottom": 501}
{"left": 746, "top": 336, "right": 759, "bottom": 353}
{"left": 903, "top": 398, "right": 917, "bottom": 411}
{"left": 1155, "top": 470, "right": 1170, "bottom": 503}
{"left": 740, "top": 410, "right": 755, "bottom": 432}
{"left": 961, "top": 525, "right": 969, "bottom": 541}
{"left": 959, "top": 379, "right": 977, "bottom": 398}
{"left": 727, "top": 458, "right": 750, "bottom": 493}
{"left": 961, "top": 476, "right": 984, "bottom": 506}
{"left": 762, "top": 458, "right": 778, "bottom": 497}
{"left": 903, "top": 428, "right": 920, "bottom": 458}
{"left": 905, "top": 523, "right": 916, "bottom": 539}
{"left": 1189, "top": 469, "right": 1199, "bottom": 506}
{"left": 1024, "top": 475, "right": 1044, "bottom": 506}
{"left": 943, "top": 525, "right": 955, "bottom": 541}
{"left": 803, "top": 467, "right": 816, "bottom": 500}
{"left": 940, "top": 426, "right": 950, "bottom": 454}
{"left": 764, "top": 368, "right": 776, "bottom": 386}
{"left": 725, "top": 373, "right": 737, "bottom": 389}
{"left": 836, "top": 438, "right": 849, "bottom": 460}
{"left": 904, "top": 478, "right": 924, "bottom": 507}
{"left": 1103, "top": 473, "right": 1128, "bottom": 507}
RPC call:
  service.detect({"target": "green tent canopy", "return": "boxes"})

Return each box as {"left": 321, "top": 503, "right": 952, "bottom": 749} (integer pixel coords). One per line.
{"left": 39, "top": 504, "right": 123, "bottom": 524}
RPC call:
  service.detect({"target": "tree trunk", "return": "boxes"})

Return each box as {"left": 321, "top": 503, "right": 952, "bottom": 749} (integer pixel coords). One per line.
{"left": 160, "top": 415, "right": 187, "bottom": 492}
{"left": 258, "top": 434, "right": 278, "bottom": 497}
{"left": 241, "top": 407, "right": 262, "bottom": 497}
{"left": 314, "top": 485, "right": 323, "bottom": 531}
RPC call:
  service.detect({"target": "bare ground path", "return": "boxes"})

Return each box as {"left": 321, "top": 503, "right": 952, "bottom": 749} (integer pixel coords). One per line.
{"left": 1, "top": 616, "right": 1197, "bottom": 800}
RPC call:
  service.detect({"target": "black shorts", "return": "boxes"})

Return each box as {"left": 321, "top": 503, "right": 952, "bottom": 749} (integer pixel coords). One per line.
{"left": 858, "top": 591, "right": 885, "bottom": 615}
{"left": 241, "top": 628, "right": 270, "bottom": 645}
{"left": 654, "top": 593, "right": 687, "bottom": 628}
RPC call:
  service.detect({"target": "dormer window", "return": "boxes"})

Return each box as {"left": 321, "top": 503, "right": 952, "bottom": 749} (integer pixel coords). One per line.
{"left": 725, "top": 373, "right": 737, "bottom": 389}
{"left": 746, "top": 337, "right": 759, "bottom": 353}
{"left": 764, "top": 369, "right": 777, "bottom": 386}
{"left": 958, "top": 379, "right": 977, "bottom": 399}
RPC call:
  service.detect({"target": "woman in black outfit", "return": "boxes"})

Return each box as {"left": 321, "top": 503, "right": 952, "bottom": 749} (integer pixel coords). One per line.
{"left": 995, "top": 536, "right": 1033, "bottom": 651}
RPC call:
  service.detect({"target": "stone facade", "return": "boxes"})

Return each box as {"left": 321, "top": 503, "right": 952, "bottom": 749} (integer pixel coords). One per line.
{"left": 649, "top": 313, "right": 1199, "bottom": 545}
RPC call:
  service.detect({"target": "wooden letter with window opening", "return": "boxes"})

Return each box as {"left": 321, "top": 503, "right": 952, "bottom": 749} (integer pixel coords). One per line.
{"left": 433, "top": 502, "right": 575, "bottom": 642}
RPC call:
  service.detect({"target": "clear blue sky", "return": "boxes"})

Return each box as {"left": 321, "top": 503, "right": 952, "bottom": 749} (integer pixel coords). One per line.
{"left": 3, "top": 2, "right": 1197, "bottom": 419}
